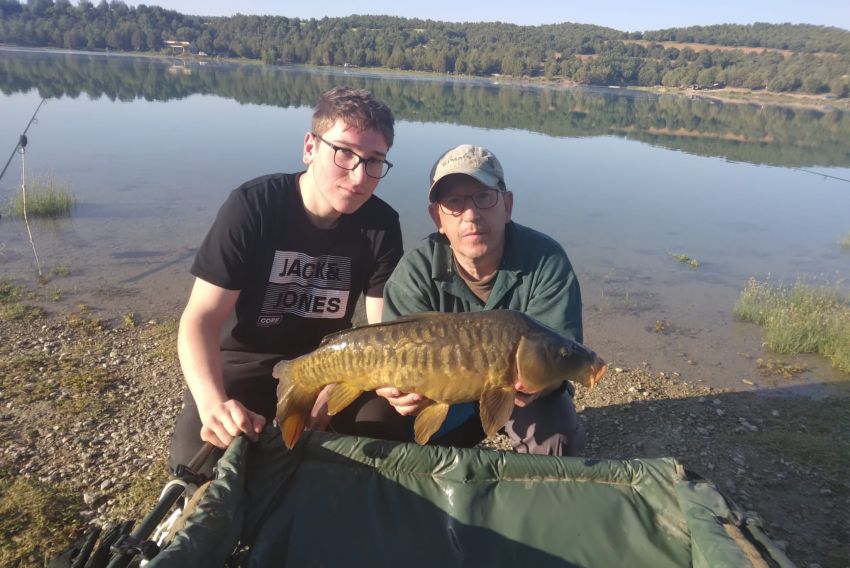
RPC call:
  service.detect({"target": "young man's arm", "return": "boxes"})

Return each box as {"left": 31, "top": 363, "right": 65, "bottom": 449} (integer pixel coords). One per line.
{"left": 178, "top": 277, "right": 266, "bottom": 448}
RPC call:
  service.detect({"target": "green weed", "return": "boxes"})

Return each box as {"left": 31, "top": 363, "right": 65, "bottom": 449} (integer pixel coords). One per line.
{"left": 123, "top": 312, "right": 137, "bottom": 328}
{"left": 38, "top": 263, "right": 72, "bottom": 285}
{"left": 6, "top": 175, "right": 76, "bottom": 219}
{"left": 670, "top": 253, "right": 700, "bottom": 268}
{"left": 735, "top": 278, "right": 850, "bottom": 373}
{"left": 841, "top": 233, "right": 850, "bottom": 250}
{"left": 65, "top": 313, "right": 106, "bottom": 335}
{"left": 0, "top": 278, "right": 44, "bottom": 321}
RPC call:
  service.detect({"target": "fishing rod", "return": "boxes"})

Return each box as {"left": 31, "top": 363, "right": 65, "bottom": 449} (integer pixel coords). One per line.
{"left": 0, "top": 97, "right": 46, "bottom": 186}
{"left": 790, "top": 167, "right": 850, "bottom": 184}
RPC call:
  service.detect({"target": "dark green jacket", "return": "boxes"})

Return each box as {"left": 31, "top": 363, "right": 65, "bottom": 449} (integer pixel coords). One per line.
{"left": 382, "top": 221, "right": 583, "bottom": 342}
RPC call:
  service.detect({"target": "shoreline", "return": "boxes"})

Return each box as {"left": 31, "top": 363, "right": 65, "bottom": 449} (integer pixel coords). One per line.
{"left": 3, "top": 44, "right": 846, "bottom": 112}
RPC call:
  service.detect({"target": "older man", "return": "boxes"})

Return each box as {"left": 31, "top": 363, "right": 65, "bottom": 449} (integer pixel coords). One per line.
{"left": 377, "top": 144, "right": 586, "bottom": 455}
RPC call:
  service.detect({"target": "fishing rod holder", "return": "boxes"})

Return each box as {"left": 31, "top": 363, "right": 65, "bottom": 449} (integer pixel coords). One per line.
{"left": 110, "top": 533, "right": 160, "bottom": 561}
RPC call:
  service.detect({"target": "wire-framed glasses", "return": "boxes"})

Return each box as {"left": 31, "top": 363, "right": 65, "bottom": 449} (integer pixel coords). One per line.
{"left": 437, "top": 188, "right": 502, "bottom": 216}
{"left": 313, "top": 133, "right": 393, "bottom": 179}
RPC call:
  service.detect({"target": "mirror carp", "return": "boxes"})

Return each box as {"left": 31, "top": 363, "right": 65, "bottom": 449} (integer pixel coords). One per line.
{"left": 274, "top": 310, "right": 607, "bottom": 448}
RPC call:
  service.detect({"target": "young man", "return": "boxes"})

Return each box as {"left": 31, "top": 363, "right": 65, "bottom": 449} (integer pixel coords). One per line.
{"left": 168, "top": 87, "right": 403, "bottom": 472}
{"left": 378, "top": 144, "right": 587, "bottom": 455}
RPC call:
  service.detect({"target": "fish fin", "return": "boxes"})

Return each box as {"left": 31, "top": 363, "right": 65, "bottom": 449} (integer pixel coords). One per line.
{"left": 413, "top": 403, "right": 450, "bottom": 444}
{"left": 479, "top": 388, "right": 515, "bottom": 438}
{"left": 325, "top": 383, "right": 364, "bottom": 416}
{"left": 515, "top": 335, "right": 547, "bottom": 392}
{"left": 273, "top": 360, "right": 291, "bottom": 398}
{"left": 275, "top": 382, "right": 316, "bottom": 449}
{"left": 316, "top": 312, "right": 448, "bottom": 346}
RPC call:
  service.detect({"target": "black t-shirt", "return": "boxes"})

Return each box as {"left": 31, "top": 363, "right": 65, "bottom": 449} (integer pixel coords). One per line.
{"left": 192, "top": 172, "right": 403, "bottom": 362}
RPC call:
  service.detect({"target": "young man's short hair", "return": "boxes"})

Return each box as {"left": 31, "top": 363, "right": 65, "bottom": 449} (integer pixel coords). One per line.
{"left": 312, "top": 87, "right": 395, "bottom": 148}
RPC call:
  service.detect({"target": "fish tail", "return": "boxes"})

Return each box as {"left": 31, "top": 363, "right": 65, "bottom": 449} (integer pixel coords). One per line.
{"left": 273, "top": 359, "right": 318, "bottom": 449}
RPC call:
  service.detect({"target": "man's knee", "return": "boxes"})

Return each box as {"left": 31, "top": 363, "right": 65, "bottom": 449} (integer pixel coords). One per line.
{"left": 504, "top": 383, "right": 587, "bottom": 457}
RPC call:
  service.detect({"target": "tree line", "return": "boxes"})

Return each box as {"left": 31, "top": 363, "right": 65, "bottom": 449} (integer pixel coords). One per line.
{"left": 3, "top": 49, "right": 848, "bottom": 168}
{"left": 1, "top": 0, "right": 849, "bottom": 97}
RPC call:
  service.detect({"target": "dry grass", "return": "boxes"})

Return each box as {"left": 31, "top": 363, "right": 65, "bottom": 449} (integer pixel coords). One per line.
{"left": 622, "top": 39, "right": 830, "bottom": 59}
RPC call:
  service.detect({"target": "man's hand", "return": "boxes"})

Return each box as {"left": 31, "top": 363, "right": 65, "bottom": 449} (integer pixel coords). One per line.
{"left": 376, "top": 387, "right": 434, "bottom": 416}
{"left": 513, "top": 381, "right": 560, "bottom": 408}
{"left": 306, "top": 384, "right": 334, "bottom": 432}
{"left": 199, "top": 399, "right": 266, "bottom": 448}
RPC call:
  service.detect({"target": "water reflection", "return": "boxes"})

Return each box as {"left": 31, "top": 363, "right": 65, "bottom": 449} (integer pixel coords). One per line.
{"left": 2, "top": 48, "right": 849, "bottom": 168}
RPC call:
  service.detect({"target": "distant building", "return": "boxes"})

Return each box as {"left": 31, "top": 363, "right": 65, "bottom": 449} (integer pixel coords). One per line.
{"left": 165, "top": 40, "right": 191, "bottom": 55}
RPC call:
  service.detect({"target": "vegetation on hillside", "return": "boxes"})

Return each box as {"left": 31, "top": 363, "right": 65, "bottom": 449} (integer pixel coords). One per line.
{"left": 0, "top": 0, "right": 848, "bottom": 96}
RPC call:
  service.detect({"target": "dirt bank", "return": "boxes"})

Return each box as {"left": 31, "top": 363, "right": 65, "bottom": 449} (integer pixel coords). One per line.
{"left": 1, "top": 308, "right": 848, "bottom": 567}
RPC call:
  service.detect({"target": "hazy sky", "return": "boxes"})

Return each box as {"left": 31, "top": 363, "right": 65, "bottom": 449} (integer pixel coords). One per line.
{"left": 125, "top": 1, "right": 850, "bottom": 32}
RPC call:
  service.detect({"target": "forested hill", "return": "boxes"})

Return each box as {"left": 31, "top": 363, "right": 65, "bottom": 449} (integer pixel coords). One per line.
{"left": 1, "top": 0, "right": 848, "bottom": 97}
{"left": 642, "top": 23, "right": 850, "bottom": 54}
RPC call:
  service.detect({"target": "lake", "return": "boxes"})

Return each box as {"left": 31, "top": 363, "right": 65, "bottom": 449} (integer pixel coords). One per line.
{"left": 1, "top": 47, "right": 849, "bottom": 391}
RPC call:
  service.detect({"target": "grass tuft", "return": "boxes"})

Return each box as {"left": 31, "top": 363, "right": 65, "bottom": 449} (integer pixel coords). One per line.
{"left": 735, "top": 278, "right": 850, "bottom": 373}
{"left": 0, "top": 472, "right": 84, "bottom": 567}
{"left": 6, "top": 175, "right": 76, "bottom": 219}
{"left": 841, "top": 233, "right": 850, "bottom": 251}
{"left": 140, "top": 318, "right": 180, "bottom": 362}
{"left": 0, "top": 278, "right": 44, "bottom": 321}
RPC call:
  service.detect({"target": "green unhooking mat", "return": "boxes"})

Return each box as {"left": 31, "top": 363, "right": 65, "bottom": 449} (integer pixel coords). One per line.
{"left": 148, "top": 428, "right": 795, "bottom": 567}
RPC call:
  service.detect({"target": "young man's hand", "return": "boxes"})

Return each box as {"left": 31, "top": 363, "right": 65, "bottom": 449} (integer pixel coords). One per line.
{"left": 200, "top": 399, "right": 266, "bottom": 448}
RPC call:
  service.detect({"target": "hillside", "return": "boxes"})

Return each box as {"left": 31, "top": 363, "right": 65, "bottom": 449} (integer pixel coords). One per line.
{"left": 0, "top": 2, "right": 848, "bottom": 96}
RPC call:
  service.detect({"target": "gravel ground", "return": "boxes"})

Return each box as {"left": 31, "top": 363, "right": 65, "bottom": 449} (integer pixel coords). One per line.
{"left": 1, "top": 310, "right": 849, "bottom": 567}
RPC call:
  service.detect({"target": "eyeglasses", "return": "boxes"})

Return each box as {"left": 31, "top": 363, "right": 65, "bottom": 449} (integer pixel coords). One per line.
{"left": 313, "top": 133, "right": 393, "bottom": 179}
{"left": 437, "top": 188, "right": 502, "bottom": 216}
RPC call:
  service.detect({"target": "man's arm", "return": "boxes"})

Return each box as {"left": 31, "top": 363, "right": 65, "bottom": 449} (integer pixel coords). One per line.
{"left": 524, "top": 251, "right": 583, "bottom": 343}
{"left": 513, "top": 245, "right": 583, "bottom": 404}
{"left": 178, "top": 277, "right": 265, "bottom": 448}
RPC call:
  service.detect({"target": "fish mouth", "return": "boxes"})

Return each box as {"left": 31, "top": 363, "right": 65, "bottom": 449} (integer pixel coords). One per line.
{"left": 587, "top": 356, "right": 608, "bottom": 390}
{"left": 590, "top": 355, "right": 608, "bottom": 388}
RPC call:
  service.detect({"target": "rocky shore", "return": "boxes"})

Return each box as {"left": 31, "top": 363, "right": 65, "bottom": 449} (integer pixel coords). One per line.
{"left": 1, "top": 309, "right": 848, "bottom": 567}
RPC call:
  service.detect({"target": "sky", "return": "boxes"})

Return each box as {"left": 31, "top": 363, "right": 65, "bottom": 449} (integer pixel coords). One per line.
{"left": 122, "top": 1, "right": 850, "bottom": 32}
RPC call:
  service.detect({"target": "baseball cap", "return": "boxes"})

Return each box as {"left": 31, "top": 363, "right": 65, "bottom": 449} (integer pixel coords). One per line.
{"left": 428, "top": 144, "right": 506, "bottom": 202}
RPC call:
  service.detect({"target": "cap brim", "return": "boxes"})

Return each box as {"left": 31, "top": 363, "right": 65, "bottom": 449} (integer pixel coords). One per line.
{"left": 428, "top": 169, "right": 502, "bottom": 202}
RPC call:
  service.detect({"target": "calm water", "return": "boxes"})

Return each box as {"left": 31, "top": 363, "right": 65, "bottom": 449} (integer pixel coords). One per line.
{"left": 2, "top": 48, "right": 849, "bottom": 389}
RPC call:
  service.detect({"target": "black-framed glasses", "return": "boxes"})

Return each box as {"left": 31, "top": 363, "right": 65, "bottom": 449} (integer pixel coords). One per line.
{"left": 313, "top": 133, "right": 393, "bottom": 179}
{"left": 437, "top": 188, "right": 502, "bottom": 216}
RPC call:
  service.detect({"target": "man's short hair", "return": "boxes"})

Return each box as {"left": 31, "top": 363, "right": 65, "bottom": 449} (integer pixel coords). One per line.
{"left": 312, "top": 87, "right": 395, "bottom": 148}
